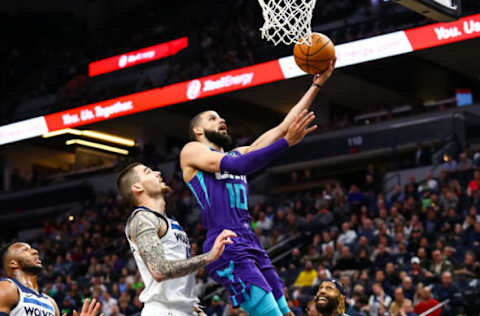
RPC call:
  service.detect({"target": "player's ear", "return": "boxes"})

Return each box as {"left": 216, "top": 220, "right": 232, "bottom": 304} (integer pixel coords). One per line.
{"left": 131, "top": 183, "right": 143, "bottom": 195}
{"left": 8, "top": 258, "right": 20, "bottom": 270}
{"left": 193, "top": 125, "right": 203, "bottom": 138}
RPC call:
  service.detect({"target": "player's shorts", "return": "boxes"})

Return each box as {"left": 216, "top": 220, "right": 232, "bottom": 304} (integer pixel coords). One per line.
{"left": 142, "top": 302, "right": 200, "bottom": 316}
{"left": 203, "top": 226, "right": 285, "bottom": 307}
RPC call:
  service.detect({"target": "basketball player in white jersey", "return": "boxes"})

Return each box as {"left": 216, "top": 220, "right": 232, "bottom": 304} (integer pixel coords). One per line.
{"left": 116, "top": 163, "right": 237, "bottom": 316}
{"left": 0, "top": 242, "right": 104, "bottom": 316}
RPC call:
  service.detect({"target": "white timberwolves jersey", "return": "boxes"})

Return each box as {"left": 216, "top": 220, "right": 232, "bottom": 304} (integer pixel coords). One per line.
{"left": 2, "top": 278, "right": 56, "bottom": 316}
{"left": 125, "top": 207, "right": 198, "bottom": 316}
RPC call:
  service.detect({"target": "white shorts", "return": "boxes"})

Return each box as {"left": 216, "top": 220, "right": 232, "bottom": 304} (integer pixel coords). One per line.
{"left": 141, "top": 301, "right": 198, "bottom": 316}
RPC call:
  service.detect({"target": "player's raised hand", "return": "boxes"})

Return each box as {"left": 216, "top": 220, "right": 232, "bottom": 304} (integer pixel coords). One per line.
{"left": 68, "top": 298, "right": 104, "bottom": 316}
{"left": 284, "top": 109, "right": 317, "bottom": 146}
{"left": 312, "top": 57, "right": 336, "bottom": 87}
{"left": 208, "top": 229, "right": 237, "bottom": 263}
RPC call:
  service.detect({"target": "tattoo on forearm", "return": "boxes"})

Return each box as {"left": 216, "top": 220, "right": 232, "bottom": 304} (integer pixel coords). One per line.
{"left": 129, "top": 211, "right": 210, "bottom": 281}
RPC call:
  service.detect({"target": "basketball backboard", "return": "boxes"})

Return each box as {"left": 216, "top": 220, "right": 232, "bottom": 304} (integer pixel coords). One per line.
{"left": 392, "top": 0, "right": 461, "bottom": 22}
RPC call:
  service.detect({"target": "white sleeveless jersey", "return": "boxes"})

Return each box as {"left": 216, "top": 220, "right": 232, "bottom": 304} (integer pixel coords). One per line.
{"left": 2, "top": 278, "right": 56, "bottom": 316}
{"left": 125, "top": 207, "right": 198, "bottom": 315}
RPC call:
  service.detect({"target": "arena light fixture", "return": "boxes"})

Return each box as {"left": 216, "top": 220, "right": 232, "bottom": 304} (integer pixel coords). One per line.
{"left": 80, "top": 130, "right": 135, "bottom": 147}
{"left": 65, "top": 139, "right": 129, "bottom": 155}
{"left": 44, "top": 128, "right": 135, "bottom": 147}
{"left": 42, "top": 128, "right": 81, "bottom": 138}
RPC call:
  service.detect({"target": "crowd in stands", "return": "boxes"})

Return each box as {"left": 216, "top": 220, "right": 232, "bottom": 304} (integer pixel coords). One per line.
{"left": 2, "top": 147, "right": 480, "bottom": 316}
{"left": 4, "top": 0, "right": 480, "bottom": 125}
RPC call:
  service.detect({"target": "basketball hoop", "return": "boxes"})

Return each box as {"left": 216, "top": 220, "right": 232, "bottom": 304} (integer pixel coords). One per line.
{"left": 258, "top": 0, "right": 317, "bottom": 46}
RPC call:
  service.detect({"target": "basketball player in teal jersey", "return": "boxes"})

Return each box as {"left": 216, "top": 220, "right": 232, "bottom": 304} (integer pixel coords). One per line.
{"left": 180, "top": 61, "right": 335, "bottom": 316}
{"left": 0, "top": 242, "right": 104, "bottom": 316}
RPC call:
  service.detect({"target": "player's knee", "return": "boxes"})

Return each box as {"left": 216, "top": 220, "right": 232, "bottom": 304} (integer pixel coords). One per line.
{"left": 240, "top": 286, "right": 282, "bottom": 316}
{"left": 240, "top": 285, "right": 265, "bottom": 311}
{"left": 276, "top": 295, "right": 291, "bottom": 315}
{"left": 256, "top": 292, "right": 282, "bottom": 316}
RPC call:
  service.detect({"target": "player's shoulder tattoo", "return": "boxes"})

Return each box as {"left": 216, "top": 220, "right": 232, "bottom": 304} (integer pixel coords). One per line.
{"left": 129, "top": 210, "right": 211, "bottom": 282}
{"left": 129, "top": 210, "right": 167, "bottom": 242}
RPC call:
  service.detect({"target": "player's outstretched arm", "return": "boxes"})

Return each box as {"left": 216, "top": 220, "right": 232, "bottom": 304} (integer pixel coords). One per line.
{"left": 182, "top": 111, "right": 316, "bottom": 178}
{"left": 0, "top": 281, "right": 19, "bottom": 315}
{"left": 237, "top": 59, "right": 335, "bottom": 154}
{"left": 129, "top": 211, "right": 236, "bottom": 282}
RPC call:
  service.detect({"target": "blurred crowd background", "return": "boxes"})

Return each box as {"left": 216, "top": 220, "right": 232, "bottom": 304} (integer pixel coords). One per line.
{"left": 2, "top": 1, "right": 480, "bottom": 316}
{"left": 2, "top": 148, "right": 480, "bottom": 316}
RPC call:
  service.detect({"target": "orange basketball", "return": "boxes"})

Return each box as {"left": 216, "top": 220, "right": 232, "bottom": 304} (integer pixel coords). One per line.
{"left": 293, "top": 33, "right": 335, "bottom": 74}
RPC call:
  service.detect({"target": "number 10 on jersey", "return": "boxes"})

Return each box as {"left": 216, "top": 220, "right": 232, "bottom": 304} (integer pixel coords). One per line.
{"left": 226, "top": 183, "right": 248, "bottom": 210}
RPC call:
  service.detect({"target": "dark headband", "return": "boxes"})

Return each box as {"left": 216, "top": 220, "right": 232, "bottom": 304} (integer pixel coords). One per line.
{"left": 322, "top": 279, "right": 346, "bottom": 296}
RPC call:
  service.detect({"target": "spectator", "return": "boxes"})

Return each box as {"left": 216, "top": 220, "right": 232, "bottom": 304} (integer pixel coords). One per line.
{"left": 418, "top": 172, "right": 438, "bottom": 193}
{"left": 118, "top": 298, "right": 136, "bottom": 315}
{"left": 348, "top": 185, "right": 364, "bottom": 205}
{"left": 294, "top": 260, "right": 317, "bottom": 288}
{"left": 453, "top": 251, "right": 480, "bottom": 280}
{"left": 101, "top": 291, "right": 118, "bottom": 316}
{"left": 428, "top": 249, "right": 452, "bottom": 280}
{"left": 432, "top": 272, "right": 464, "bottom": 316}
{"left": 389, "top": 287, "right": 412, "bottom": 316}
{"left": 206, "top": 295, "right": 225, "bottom": 316}
{"left": 335, "top": 246, "right": 357, "bottom": 271}
{"left": 457, "top": 152, "right": 473, "bottom": 171}
{"left": 110, "top": 305, "right": 124, "bottom": 316}
{"left": 337, "top": 222, "right": 358, "bottom": 246}
{"left": 256, "top": 211, "right": 273, "bottom": 232}
{"left": 385, "top": 262, "right": 401, "bottom": 287}
{"left": 312, "top": 265, "right": 333, "bottom": 287}
{"left": 409, "top": 257, "right": 429, "bottom": 285}
{"left": 399, "top": 299, "right": 417, "bottom": 316}
{"left": 468, "top": 170, "right": 480, "bottom": 193}
{"left": 441, "top": 155, "right": 458, "bottom": 174}
{"left": 401, "top": 276, "right": 415, "bottom": 301}
{"left": 368, "top": 282, "right": 392, "bottom": 316}
{"left": 372, "top": 243, "right": 392, "bottom": 269}
{"left": 413, "top": 286, "right": 441, "bottom": 316}
{"left": 415, "top": 143, "right": 430, "bottom": 166}
{"left": 390, "top": 185, "right": 406, "bottom": 204}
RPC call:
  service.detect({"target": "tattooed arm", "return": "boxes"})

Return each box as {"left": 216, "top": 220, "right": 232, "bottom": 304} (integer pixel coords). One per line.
{"left": 129, "top": 210, "right": 236, "bottom": 282}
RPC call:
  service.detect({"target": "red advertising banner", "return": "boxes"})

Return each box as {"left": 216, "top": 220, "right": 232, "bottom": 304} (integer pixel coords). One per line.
{"left": 404, "top": 13, "right": 480, "bottom": 51}
{"left": 4, "top": 14, "right": 480, "bottom": 146}
{"left": 88, "top": 37, "right": 188, "bottom": 77}
{"left": 46, "top": 60, "right": 284, "bottom": 131}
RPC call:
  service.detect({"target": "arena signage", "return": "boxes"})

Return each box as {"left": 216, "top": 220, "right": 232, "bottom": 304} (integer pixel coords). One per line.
{"left": 0, "top": 117, "right": 48, "bottom": 145}
{"left": 1, "top": 14, "right": 480, "bottom": 145}
{"left": 404, "top": 13, "right": 480, "bottom": 50}
{"left": 88, "top": 37, "right": 188, "bottom": 76}
{"left": 44, "top": 60, "right": 283, "bottom": 130}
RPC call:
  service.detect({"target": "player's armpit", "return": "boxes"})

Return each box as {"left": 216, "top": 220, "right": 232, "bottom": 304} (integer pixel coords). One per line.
{"left": 129, "top": 211, "right": 211, "bottom": 282}
{"left": 180, "top": 142, "right": 226, "bottom": 173}
{"left": 0, "top": 281, "right": 19, "bottom": 314}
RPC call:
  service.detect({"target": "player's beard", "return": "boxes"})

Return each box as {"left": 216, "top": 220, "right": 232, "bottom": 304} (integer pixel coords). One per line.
{"left": 19, "top": 259, "right": 42, "bottom": 276}
{"left": 315, "top": 296, "right": 338, "bottom": 314}
{"left": 145, "top": 180, "right": 173, "bottom": 197}
{"left": 204, "top": 129, "right": 232, "bottom": 149}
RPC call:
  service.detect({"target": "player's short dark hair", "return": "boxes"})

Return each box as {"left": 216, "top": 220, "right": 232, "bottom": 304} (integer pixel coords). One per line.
{"left": 1, "top": 241, "right": 17, "bottom": 271}
{"left": 116, "top": 162, "right": 142, "bottom": 205}
{"left": 189, "top": 111, "right": 208, "bottom": 140}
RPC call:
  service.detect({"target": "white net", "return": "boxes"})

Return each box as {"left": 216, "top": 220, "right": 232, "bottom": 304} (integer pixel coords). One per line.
{"left": 258, "top": 0, "right": 317, "bottom": 46}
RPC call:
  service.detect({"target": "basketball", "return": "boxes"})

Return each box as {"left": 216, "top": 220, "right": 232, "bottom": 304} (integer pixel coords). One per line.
{"left": 293, "top": 33, "right": 335, "bottom": 74}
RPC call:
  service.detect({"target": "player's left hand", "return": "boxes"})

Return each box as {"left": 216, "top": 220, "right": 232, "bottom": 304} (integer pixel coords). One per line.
{"left": 312, "top": 57, "right": 336, "bottom": 86}
{"left": 68, "top": 298, "right": 104, "bottom": 316}
{"left": 194, "top": 304, "right": 208, "bottom": 316}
